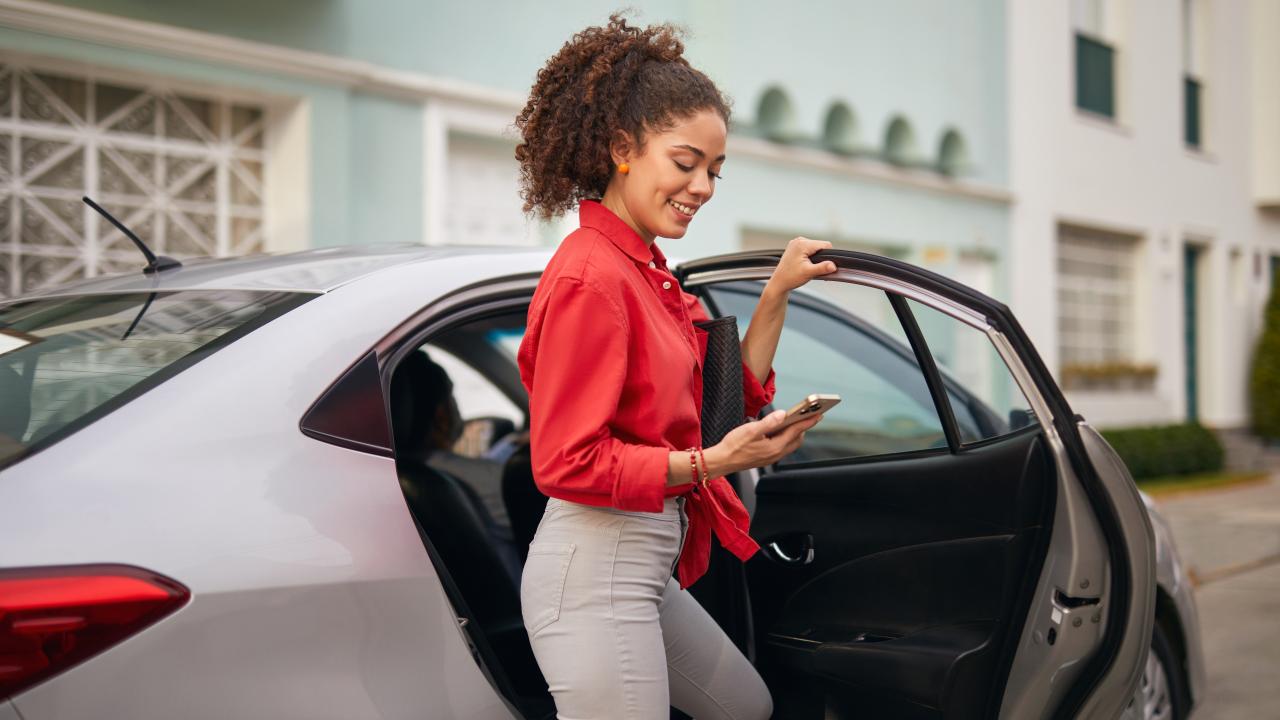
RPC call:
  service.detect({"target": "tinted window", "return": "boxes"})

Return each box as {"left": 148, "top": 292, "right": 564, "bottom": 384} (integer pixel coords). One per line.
{"left": 906, "top": 298, "right": 1036, "bottom": 443}
{"left": 408, "top": 314, "right": 529, "bottom": 459}
{"left": 0, "top": 290, "right": 312, "bottom": 467}
{"left": 429, "top": 345, "right": 524, "bottom": 432}
{"left": 707, "top": 281, "right": 946, "bottom": 466}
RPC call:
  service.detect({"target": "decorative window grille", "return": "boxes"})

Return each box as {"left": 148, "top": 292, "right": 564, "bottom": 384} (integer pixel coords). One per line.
{"left": 1057, "top": 225, "right": 1138, "bottom": 366}
{"left": 0, "top": 62, "right": 267, "bottom": 298}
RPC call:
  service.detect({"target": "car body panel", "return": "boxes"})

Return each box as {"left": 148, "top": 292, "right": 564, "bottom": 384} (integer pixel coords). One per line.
{"left": 1000, "top": 420, "right": 1158, "bottom": 719}
{"left": 0, "top": 251, "right": 556, "bottom": 718}
{"left": 19, "top": 244, "right": 542, "bottom": 298}
{"left": 1066, "top": 423, "right": 1157, "bottom": 718}
{"left": 1142, "top": 491, "right": 1207, "bottom": 706}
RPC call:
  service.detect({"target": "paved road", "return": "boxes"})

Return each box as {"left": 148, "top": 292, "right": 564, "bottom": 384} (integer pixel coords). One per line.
{"left": 1151, "top": 474, "right": 1280, "bottom": 719}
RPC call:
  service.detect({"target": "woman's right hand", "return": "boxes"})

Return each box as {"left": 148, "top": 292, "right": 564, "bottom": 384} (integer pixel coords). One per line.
{"left": 706, "top": 409, "right": 824, "bottom": 477}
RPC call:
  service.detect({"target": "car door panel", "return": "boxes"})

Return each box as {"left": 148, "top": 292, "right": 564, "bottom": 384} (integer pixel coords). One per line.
{"left": 748, "top": 428, "right": 1053, "bottom": 719}
{"left": 678, "top": 248, "right": 1153, "bottom": 720}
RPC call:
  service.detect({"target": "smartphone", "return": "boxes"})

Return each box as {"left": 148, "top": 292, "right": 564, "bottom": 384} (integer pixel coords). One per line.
{"left": 765, "top": 393, "right": 841, "bottom": 437}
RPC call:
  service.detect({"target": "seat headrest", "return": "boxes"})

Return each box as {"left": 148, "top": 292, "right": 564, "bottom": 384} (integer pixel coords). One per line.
{"left": 389, "top": 350, "right": 453, "bottom": 454}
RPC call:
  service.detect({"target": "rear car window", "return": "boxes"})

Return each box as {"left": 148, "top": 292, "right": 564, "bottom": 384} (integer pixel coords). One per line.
{"left": 0, "top": 289, "right": 313, "bottom": 468}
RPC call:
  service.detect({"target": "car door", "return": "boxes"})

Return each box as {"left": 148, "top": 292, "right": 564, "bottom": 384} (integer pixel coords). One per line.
{"left": 674, "top": 249, "right": 1156, "bottom": 720}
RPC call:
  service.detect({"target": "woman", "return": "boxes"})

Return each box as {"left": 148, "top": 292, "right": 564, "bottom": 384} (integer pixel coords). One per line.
{"left": 514, "top": 13, "right": 837, "bottom": 720}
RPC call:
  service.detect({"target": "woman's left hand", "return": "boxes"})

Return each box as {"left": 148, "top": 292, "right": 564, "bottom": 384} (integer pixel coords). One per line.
{"left": 767, "top": 237, "right": 838, "bottom": 294}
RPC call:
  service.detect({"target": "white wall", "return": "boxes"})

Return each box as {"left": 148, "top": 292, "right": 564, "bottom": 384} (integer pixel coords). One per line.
{"left": 1009, "top": 0, "right": 1266, "bottom": 429}
{"left": 1252, "top": 0, "right": 1280, "bottom": 208}
{"left": 1252, "top": 0, "right": 1280, "bottom": 334}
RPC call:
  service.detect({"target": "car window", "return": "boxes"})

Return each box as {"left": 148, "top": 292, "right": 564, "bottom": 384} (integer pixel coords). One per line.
{"left": 409, "top": 316, "right": 528, "bottom": 460}
{"left": 427, "top": 345, "right": 523, "bottom": 431}
{"left": 706, "top": 281, "right": 947, "bottom": 466}
{"left": 906, "top": 298, "right": 1036, "bottom": 443}
{"left": 0, "top": 290, "right": 313, "bottom": 468}
{"left": 391, "top": 319, "right": 528, "bottom": 533}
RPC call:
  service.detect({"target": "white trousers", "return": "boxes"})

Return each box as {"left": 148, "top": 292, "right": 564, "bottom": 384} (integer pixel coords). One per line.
{"left": 520, "top": 495, "right": 773, "bottom": 720}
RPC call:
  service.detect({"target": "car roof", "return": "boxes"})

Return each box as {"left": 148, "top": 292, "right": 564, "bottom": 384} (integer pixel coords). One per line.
{"left": 16, "top": 243, "right": 558, "bottom": 298}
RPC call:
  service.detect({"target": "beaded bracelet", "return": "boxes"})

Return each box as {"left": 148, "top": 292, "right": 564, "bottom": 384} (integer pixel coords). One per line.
{"left": 695, "top": 446, "right": 709, "bottom": 488}
{"left": 687, "top": 447, "right": 699, "bottom": 488}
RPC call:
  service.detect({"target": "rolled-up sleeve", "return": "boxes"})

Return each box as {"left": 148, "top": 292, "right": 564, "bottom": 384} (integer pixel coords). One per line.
{"left": 682, "top": 289, "right": 777, "bottom": 419}
{"left": 519, "top": 276, "right": 670, "bottom": 512}
{"left": 742, "top": 361, "right": 777, "bottom": 419}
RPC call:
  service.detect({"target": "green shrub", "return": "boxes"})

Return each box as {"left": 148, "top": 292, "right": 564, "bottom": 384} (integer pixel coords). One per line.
{"left": 1099, "top": 423, "right": 1224, "bottom": 480}
{"left": 1250, "top": 270, "right": 1280, "bottom": 440}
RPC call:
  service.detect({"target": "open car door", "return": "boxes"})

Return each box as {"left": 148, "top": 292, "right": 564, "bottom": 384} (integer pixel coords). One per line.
{"left": 674, "top": 250, "right": 1156, "bottom": 720}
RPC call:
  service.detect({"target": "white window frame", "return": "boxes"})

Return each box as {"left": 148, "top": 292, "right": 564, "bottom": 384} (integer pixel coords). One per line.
{"left": 422, "top": 98, "right": 569, "bottom": 249}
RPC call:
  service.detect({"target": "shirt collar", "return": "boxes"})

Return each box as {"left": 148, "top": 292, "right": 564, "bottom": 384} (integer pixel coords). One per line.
{"left": 649, "top": 239, "right": 669, "bottom": 269}
{"left": 579, "top": 199, "right": 658, "bottom": 266}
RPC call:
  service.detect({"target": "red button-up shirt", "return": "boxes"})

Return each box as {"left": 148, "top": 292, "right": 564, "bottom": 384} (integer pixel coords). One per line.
{"left": 517, "top": 199, "right": 777, "bottom": 589}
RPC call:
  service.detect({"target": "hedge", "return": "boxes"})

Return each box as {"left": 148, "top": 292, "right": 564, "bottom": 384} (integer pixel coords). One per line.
{"left": 1250, "top": 270, "right": 1280, "bottom": 440}
{"left": 1099, "top": 423, "right": 1224, "bottom": 480}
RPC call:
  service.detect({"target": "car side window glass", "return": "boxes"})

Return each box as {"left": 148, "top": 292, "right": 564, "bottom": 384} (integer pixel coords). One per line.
{"left": 423, "top": 343, "right": 524, "bottom": 457}
{"left": 906, "top": 298, "right": 1037, "bottom": 444}
{"left": 706, "top": 281, "right": 947, "bottom": 466}
{"left": 427, "top": 344, "right": 523, "bottom": 426}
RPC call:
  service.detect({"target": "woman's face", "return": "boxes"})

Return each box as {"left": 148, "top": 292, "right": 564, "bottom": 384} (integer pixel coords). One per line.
{"left": 605, "top": 108, "right": 727, "bottom": 244}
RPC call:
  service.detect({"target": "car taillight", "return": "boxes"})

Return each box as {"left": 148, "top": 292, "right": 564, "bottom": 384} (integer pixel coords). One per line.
{"left": 0, "top": 564, "right": 189, "bottom": 700}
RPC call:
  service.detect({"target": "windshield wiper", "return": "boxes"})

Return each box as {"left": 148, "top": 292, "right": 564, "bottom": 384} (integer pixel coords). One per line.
{"left": 82, "top": 196, "right": 182, "bottom": 274}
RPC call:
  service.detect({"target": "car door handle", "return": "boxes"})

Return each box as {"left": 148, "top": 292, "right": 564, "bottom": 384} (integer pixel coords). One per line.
{"left": 764, "top": 533, "right": 815, "bottom": 566}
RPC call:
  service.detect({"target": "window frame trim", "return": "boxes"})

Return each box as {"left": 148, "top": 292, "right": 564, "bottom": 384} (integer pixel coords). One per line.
{"left": 889, "top": 292, "right": 963, "bottom": 453}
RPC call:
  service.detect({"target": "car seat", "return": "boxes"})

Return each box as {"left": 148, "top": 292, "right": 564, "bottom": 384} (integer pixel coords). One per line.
{"left": 389, "top": 351, "right": 553, "bottom": 711}
{"left": 499, "top": 440, "right": 546, "bottom": 566}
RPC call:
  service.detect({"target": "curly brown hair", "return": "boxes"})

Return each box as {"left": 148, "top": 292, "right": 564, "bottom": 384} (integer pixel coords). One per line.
{"left": 514, "top": 12, "right": 732, "bottom": 221}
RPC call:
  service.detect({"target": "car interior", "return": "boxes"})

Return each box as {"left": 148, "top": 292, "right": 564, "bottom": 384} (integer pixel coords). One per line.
{"left": 385, "top": 309, "right": 553, "bottom": 717}
{"left": 385, "top": 280, "right": 1056, "bottom": 720}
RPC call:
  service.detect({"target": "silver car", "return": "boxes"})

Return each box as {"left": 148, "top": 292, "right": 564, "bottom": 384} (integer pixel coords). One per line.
{"left": 0, "top": 244, "right": 1204, "bottom": 719}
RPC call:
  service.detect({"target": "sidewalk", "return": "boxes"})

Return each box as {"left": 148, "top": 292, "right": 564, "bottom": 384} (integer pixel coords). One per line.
{"left": 1156, "top": 472, "right": 1280, "bottom": 578}
{"left": 1151, "top": 472, "right": 1280, "bottom": 719}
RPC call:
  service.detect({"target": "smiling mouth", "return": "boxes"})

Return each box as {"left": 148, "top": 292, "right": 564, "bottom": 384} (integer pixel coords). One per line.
{"left": 668, "top": 199, "right": 698, "bottom": 217}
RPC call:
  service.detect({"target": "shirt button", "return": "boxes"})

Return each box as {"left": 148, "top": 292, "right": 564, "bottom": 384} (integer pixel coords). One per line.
{"left": 662, "top": 281, "right": 672, "bottom": 290}
{"left": 648, "top": 261, "right": 656, "bottom": 269}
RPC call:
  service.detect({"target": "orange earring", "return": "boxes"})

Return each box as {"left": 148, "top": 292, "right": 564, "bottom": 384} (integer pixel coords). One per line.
{"left": 617, "top": 163, "right": 630, "bottom": 175}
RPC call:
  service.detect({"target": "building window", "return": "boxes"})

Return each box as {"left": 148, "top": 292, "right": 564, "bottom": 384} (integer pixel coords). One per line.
{"left": 1184, "top": 75, "right": 1202, "bottom": 148}
{"left": 443, "top": 132, "right": 540, "bottom": 247}
{"left": 1, "top": 62, "right": 268, "bottom": 299}
{"left": 1182, "top": 0, "right": 1206, "bottom": 149}
{"left": 1057, "top": 224, "right": 1152, "bottom": 390}
{"left": 1074, "top": 0, "right": 1117, "bottom": 119}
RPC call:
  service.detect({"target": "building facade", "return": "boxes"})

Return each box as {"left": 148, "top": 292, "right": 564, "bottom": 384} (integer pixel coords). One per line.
{"left": 16, "top": 0, "right": 1277, "bottom": 434}
{"left": 1009, "top": 0, "right": 1278, "bottom": 431}
{"left": 0, "top": 0, "right": 1010, "bottom": 293}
